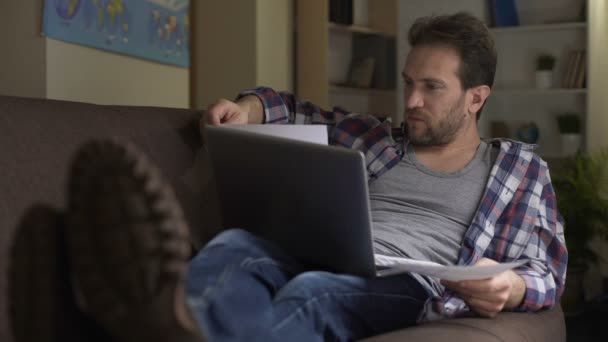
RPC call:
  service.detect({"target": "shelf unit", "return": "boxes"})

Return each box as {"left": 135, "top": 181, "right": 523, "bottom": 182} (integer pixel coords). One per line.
{"left": 492, "top": 88, "right": 587, "bottom": 95}
{"left": 489, "top": 22, "right": 587, "bottom": 34}
{"left": 298, "top": 0, "right": 607, "bottom": 155}
{"left": 486, "top": 18, "right": 588, "bottom": 158}
{"left": 330, "top": 84, "right": 396, "bottom": 96}
{"left": 328, "top": 22, "right": 395, "bottom": 37}
{"left": 296, "top": 0, "right": 398, "bottom": 118}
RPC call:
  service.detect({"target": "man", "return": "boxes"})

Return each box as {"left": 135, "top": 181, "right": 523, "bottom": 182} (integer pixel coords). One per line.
{"left": 10, "top": 12, "right": 566, "bottom": 342}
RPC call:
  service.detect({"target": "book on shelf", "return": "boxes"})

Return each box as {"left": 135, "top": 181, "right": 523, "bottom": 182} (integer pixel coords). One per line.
{"left": 561, "top": 50, "right": 577, "bottom": 88}
{"left": 488, "top": 0, "right": 519, "bottom": 27}
{"left": 562, "top": 50, "right": 586, "bottom": 89}
{"left": 574, "top": 51, "right": 586, "bottom": 89}
{"left": 329, "top": 0, "right": 353, "bottom": 25}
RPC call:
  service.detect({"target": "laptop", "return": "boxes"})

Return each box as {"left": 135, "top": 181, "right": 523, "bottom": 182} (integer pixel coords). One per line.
{"left": 204, "top": 125, "right": 378, "bottom": 277}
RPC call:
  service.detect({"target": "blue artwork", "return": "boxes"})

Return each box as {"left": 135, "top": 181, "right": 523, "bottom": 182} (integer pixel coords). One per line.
{"left": 43, "top": 0, "right": 190, "bottom": 68}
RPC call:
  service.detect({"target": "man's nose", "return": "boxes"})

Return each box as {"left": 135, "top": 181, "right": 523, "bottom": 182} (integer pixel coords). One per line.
{"left": 405, "top": 88, "right": 423, "bottom": 109}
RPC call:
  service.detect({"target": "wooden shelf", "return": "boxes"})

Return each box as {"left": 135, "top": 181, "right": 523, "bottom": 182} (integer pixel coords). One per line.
{"left": 330, "top": 84, "right": 396, "bottom": 96}
{"left": 492, "top": 88, "right": 587, "bottom": 95}
{"left": 489, "top": 22, "right": 587, "bottom": 34}
{"left": 328, "top": 22, "right": 395, "bottom": 37}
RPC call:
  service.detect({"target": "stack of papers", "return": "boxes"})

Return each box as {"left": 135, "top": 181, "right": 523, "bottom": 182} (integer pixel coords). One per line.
{"left": 225, "top": 124, "right": 328, "bottom": 145}
{"left": 374, "top": 254, "right": 528, "bottom": 281}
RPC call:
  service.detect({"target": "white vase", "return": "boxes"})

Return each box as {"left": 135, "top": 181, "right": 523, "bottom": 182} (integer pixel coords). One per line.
{"left": 535, "top": 70, "right": 553, "bottom": 89}
{"left": 561, "top": 133, "right": 582, "bottom": 157}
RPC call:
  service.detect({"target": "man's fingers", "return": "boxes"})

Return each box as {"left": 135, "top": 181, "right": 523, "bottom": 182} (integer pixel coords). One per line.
{"left": 206, "top": 112, "right": 222, "bottom": 125}
{"left": 455, "top": 288, "right": 508, "bottom": 304}
{"left": 461, "top": 296, "right": 503, "bottom": 317}
{"left": 442, "top": 277, "right": 509, "bottom": 294}
{"left": 204, "top": 99, "right": 233, "bottom": 126}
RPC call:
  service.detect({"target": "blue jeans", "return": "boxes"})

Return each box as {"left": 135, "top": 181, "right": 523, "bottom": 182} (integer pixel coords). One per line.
{"left": 185, "top": 229, "right": 430, "bottom": 342}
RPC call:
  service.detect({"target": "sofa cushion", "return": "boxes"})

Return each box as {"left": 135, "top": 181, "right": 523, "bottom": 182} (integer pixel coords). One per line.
{"left": 361, "top": 306, "right": 565, "bottom": 341}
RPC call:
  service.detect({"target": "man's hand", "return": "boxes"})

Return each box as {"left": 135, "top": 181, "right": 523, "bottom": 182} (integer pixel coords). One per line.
{"left": 441, "top": 258, "right": 526, "bottom": 318}
{"left": 203, "top": 96, "right": 264, "bottom": 127}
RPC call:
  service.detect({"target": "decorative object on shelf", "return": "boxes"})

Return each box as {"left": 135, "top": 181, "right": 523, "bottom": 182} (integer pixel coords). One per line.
{"left": 535, "top": 54, "right": 556, "bottom": 89}
{"left": 352, "top": 34, "right": 396, "bottom": 90}
{"left": 557, "top": 113, "right": 582, "bottom": 156}
{"left": 553, "top": 148, "right": 608, "bottom": 315}
{"left": 515, "top": 122, "right": 539, "bottom": 144}
{"left": 488, "top": 0, "right": 519, "bottom": 27}
{"left": 349, "top": 57, "right": 375, "bottom": 88}
{"left": 352, "top": 0, "right": 368, "bottom": 27}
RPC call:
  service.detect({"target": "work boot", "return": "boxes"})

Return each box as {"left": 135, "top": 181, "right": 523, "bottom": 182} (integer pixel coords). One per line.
{"left": 65, "top": 139, "right": 204, "bottom": 342}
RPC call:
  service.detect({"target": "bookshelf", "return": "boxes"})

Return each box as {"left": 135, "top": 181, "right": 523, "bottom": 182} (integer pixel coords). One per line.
{"left": 485, "top": 17, "right": 588, "bottom": 158}
{"left": 298, "top": 0, "right": 607, "bottom": 155}
{"left": 296, "top": 0, "right": 398, "bottom": 119}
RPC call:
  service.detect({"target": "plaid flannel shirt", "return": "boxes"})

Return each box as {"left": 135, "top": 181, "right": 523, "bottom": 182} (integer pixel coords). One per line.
{"left": 238, "top": 87, "right": 568, "bottom": 319}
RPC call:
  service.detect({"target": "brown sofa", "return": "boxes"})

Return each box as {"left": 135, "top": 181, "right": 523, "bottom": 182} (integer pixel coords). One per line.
{"left": 0, "top": 95, "right": 566, "bottom": 341}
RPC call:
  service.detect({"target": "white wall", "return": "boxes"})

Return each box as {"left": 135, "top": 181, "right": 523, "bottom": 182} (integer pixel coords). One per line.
{"left": 45, "top": 39, "right": 189, "bottom": 108}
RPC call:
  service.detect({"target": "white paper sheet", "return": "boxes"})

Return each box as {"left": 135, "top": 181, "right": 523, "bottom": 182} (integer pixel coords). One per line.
{"left": 374, "top": 254, "right": 528, "bottom": 281}
{"left": 225, "top": 124, "right": 328, "bottom": 145}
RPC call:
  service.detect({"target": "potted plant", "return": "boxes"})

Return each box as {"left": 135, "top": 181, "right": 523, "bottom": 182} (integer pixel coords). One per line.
{"left": 553, "top": 149, "right": 608, "bottom": 314}
{"left": 536, "top": 54, "right": 556, "bottom": 89}
{"left": 556, "top": 113, "right": 582, "bottom": 156}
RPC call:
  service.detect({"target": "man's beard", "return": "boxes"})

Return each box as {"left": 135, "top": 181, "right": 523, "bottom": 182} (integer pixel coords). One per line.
{"left": 404, "top": 97, "right": 466, "bottom": 146}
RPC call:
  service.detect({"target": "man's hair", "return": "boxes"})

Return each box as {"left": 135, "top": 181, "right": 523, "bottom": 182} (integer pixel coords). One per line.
{"left": 408, "top": 12, "right": 496, "bottom": 119}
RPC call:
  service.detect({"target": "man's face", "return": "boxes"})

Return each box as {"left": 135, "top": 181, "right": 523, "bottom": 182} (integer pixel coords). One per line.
{"left": 401, "top": 44, "right": 469, "bottom": 146}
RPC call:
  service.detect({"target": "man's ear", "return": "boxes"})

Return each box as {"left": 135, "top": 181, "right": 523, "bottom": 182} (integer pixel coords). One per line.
{"left": 467, "top": 85, "right": 491, "bottom": 116}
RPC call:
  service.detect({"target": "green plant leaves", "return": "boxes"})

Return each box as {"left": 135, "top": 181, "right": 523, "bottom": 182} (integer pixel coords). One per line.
{"left": 553, "top": 149, "right": 608, "bottom": 265}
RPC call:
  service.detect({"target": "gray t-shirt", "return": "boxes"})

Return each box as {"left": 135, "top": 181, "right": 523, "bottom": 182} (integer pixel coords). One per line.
{"left": 370, "top": 141, "right": 498, "bottom": 269}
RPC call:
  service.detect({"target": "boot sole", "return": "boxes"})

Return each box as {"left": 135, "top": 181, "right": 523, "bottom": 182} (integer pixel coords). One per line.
{"left": 66, "top": 139, "right": 201, "bottom": 342}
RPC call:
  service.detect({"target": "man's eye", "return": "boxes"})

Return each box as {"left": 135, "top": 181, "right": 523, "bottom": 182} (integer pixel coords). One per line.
{"left": 403, "top": 79, "right": 413, "bottom": 87}
{"left": 426, "top": 83, "right": 440, "bottom": 90}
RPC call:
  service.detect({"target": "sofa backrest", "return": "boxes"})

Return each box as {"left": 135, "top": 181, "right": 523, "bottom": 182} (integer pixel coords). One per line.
{"left": 0, "top": 95, "right": 222, "bottom": 342}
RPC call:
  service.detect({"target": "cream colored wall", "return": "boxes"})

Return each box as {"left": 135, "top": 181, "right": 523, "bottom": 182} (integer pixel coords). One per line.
{"left": 191, "top": 0, "right": 257, "bottom": 109}
{"left": 0, "top": 1, "right": 46, "bottom": 98}
{"left": 192, "top": 0, "right": 293, "bottom": 109}
{"left": 256, "top": 0, "right": 294, "bottom": 91}
{"left": 45, "top": 39, "right": 189, "bottom": 108}
{"left": 587, "top": 0, "right": 608, "bottom": 152}
{"left": 583, "top": 0, "right": 608, "bottom": 301}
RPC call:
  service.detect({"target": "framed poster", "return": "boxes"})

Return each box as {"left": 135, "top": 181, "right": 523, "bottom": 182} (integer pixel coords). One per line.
{"left": 43, "top": 0, "right": 190, "bottom": 68}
